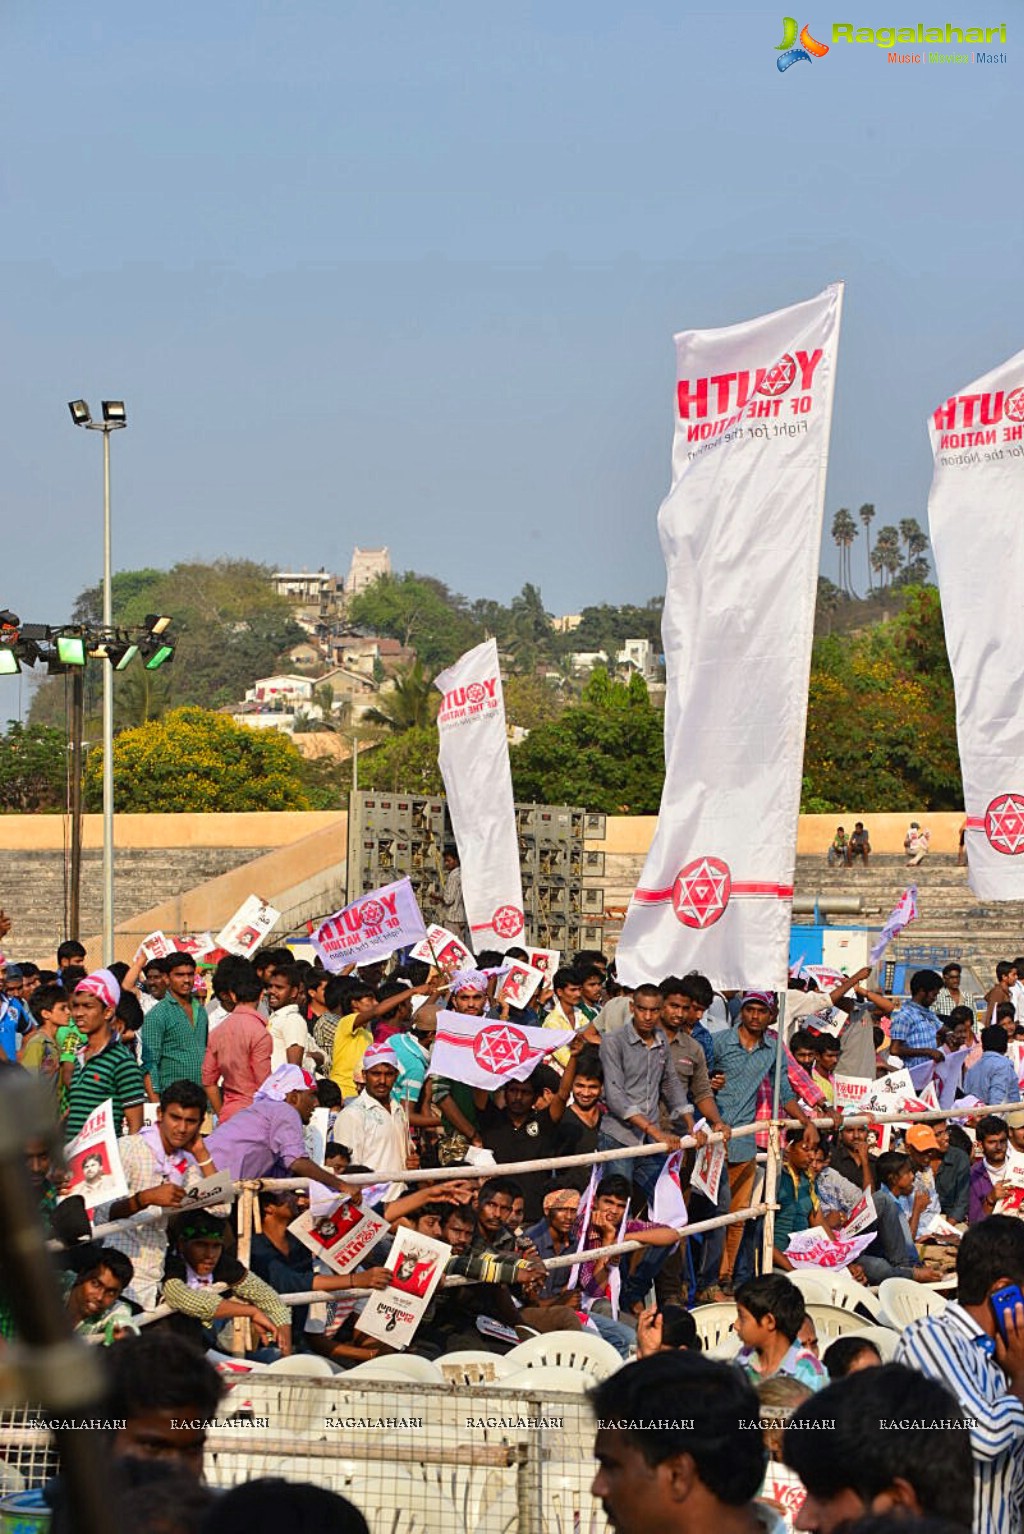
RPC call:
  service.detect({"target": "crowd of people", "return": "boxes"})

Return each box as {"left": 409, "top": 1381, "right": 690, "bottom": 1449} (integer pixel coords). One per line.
{"left": 4, "top": 927, "right": 1024, "bottom": 1530}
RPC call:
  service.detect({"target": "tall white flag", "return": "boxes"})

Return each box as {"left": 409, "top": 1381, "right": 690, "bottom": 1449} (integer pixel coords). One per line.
{"left": 928, "top": 350, "right": 1024, "bottom": 898}
{"left": 435, "top": 638, "right": 525, "bottom": 952}
{"left": 616, "top": 285, "right": 844, "bottom": 989}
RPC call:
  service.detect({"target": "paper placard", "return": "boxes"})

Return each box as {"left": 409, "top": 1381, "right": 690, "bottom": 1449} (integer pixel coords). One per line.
{"left": 358, "top": 1227, "right": 451, "bottom": 1349}
{"left": 524, "top": 947, "right": 560, "bottom": 980}
{"left": 409, "top": 924, "right": 474, "bottom": 973}
{"left": 63, "top": 1100, "right": 128, "bottom": 1212}
{"left": 175, "top": 931, "right": 217, "bottom": 959}
{"left": 140, "top": 931, "right": 175, "bottom": 962}
{"left": 840, "top": 1188, "right": 877, "bottom": 1239}
{"left": 691, "top": 1140, "right": 726, "bottom": 1203}
{"left": 289, "top": 1200, "right": 390, "bottom": 1276}
{"left": 215, "top": 896, "right": 281, "bottom": 958}
{"left": 497, "top": 961, "right": 545, "bottom": 1010}
{"left": 785, "top": 1229, "right": 876, "bottom": 1270}
{"left": 175, "top": 1170, "right": 236, "bottom": 1211}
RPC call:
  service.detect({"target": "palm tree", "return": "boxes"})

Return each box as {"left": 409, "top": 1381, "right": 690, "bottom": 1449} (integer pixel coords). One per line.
{"left": 873, "top": 525, "right": 902, "bottom": 589}
{"left": 816, "top": 576, "right": 842, "bottom": 635}
{"left": 858, "top": 504, "right": 876, "bottom": 591}
{"left": 361, "top": 660, "right": 437, "bottom": 733}
{"left": 831, "top": 508, "right": 859, "bottom": 594}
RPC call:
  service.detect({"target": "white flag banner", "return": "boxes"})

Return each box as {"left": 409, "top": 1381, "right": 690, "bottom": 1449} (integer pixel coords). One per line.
{"left": 311, "top": 878, "right": 428, "bottom": 971}
{"left": 651, "top": 1149, "right": 688, "bottom": 1229}
{"left": 435, "top": 638, "right": 525, "bottom": 953}
{"left": 929, "top": 348, "right": 1024, "bottom": 897}
{"left": 427, "top": 1010, "right": 574, "bottom": 1090}
{"left": 615, "top": 285, "right": 844, "bottom": 989}
{"left": 869, "top": 885, "right": 917, "bottom": 963}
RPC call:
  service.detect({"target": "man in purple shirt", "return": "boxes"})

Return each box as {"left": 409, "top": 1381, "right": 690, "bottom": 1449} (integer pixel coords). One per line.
{"left": 204, "top": 1064, "right": 351, "bottom": 1195}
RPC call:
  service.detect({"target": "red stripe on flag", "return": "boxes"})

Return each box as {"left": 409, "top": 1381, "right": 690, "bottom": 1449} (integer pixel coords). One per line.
{"left": 732, "top": 883, "right": 794, "bottom": 898}
{"left": 964, "top": 817, "right": 986, "bottom": 829}
{"left": 633, "top": 887, "right": 673, "bottom": 903}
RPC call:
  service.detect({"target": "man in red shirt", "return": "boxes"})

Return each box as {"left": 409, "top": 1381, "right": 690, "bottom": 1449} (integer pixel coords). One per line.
{"left": 202, "top": 956, "right": 272, "bottom": 1121}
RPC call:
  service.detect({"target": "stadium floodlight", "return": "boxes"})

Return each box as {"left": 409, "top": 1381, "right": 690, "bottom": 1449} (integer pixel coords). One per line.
{"left": 68, "top": 400, "right": 92, "bottom": 426}
{"left": 101, "top": 401, "right": 126, "bottom": 424}
{"left": 0, "top": 650, "right": 19, "bottom": 676}
{"left": 55, "top": 634, "right": 87, "bottom": 666}
{"left": 143, "top": 642, "right": 174, "bottom": 671}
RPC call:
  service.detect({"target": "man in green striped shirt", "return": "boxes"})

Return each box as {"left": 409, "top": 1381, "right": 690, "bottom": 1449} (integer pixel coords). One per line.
{"left": 65, "top": 969, "right": 146, "bottom": 1139}
{"left": 141, "top": 951, "right": 209, "bottom": 1092}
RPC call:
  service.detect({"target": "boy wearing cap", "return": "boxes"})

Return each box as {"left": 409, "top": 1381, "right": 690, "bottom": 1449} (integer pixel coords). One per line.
{"left": 898, "top": 1127, "right": 948, "bottom": 1240}
{"left": 64, "top": 970, "right": 146, "bottom": 1140}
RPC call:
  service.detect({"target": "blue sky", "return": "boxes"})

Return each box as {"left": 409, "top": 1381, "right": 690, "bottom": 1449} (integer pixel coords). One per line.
{"left": 2, "top": 1, "right": 1018, "bottom": 718}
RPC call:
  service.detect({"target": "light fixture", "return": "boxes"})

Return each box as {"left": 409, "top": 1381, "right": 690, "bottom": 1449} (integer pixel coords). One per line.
{"left": 55, "top": 634, "right": 87, "bottom": 667}
{"left": 101, "top": 401, "right": 126, "bottom": 424}
{"left": 0, "top": 610, "right": 20, "bottom": 632}
{"left": 143, "top": 642, "right": 174, "bottom": 671}
{"left": 0, "top": 650, "right": 19, "bottom": 676}
{"left": 68, "top": 400, "right": 92, "bottom": 426}
{"left": 143, "top": 614, "right": 173, "bottom": 635}
{"left": 114, "top": 643, "right": 139, "bottom": 671}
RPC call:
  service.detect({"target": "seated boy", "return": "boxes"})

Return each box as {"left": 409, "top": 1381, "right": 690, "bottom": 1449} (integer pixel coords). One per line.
{"left": 733, "top": 1273, "right": 826, "bottom": 1391}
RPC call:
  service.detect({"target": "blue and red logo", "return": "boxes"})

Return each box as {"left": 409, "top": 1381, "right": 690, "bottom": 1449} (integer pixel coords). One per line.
{"left": 776, "top": 17, "right": 829, "bottom": 70}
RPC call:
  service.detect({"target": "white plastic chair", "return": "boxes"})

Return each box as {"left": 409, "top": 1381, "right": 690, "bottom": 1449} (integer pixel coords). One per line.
{"left": 499, "top": 1363, "right": 592, "bottom": 1394}
{"left": 806, "top": 1303, "right": 868, "bottom": 1343}
{"left": 436, "top": 1349, "right": 517, "bottom": 1385}
{"left": 706, "top": 1332, "right": 742, "bottom": 1360}
{"left": 344, "top": 1472, "right": 447, "bottom": 1534}
{"left": 689, "top": 1302, "right": 738, "bottom": 1353}
{"left": 404, "top": 1461, "right": 519, "bottom": 1534}
{"left": 878, "top": 1277, "right": 948, "bottom": 1330}
{"left": 505, "top": 1330, "right": 622, "bottom": 1380}
{"left": 841, "top": 1325, "right": 900, "bottom": 1362}
{"left": 544, "top": 1461, "right": 612, "bottom": 1534}
{"left": 344, "top": 1354, "right": 445, "bottom": 1384}
{"left": 263, "top": 1353, "right": 336, "bottom": 1376}
{"left": 787, "top": 1271, "right": 832, "bottom": 1306}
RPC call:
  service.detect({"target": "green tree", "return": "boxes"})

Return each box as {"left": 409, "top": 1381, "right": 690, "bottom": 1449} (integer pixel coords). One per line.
{"left": 357, "top": 724, "right": 444, "bottom": 794}
{"left": 347, "top": 573, "right": 483, "bottom": 672}
{"left": 0, "top": 722, "right": 68, "bottom": 812}
{"left": 84, "top": 708, "right": 313, "bottom": 812}
{"left": 830, "top": 507, "right": 859, "bottom": 595}
{"left": 858, "top": 503, "right": 876, "bottom": 591}
{"left": 32, "top": 560, "right": 305, "bottom": 727}
{"left": 510, "top": 669, "right": 664, "bottom": 812}
{"left": 362, "top": 661, "right": 438, "bottom": 733}
{"left": 802, "top": 586, "right": 961, "bottom": 811}
{"left": 503, "top": 673, "right": 565, "bottom": 733}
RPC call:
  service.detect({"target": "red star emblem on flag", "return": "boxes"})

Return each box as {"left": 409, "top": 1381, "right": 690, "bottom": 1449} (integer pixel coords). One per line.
{"left": 671, "top": 857, "right": 732, "bottom": 929}
{"left": 985, "top": 792, "right": 1024, "bottom": 855}
{"left": 472, "top": 1022, "right": 531, "bottom": 1076}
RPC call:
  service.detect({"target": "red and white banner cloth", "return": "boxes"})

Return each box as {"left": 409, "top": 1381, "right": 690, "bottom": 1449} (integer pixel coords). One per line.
{"left": 616, "top": 285, "right": 844, "bottom": 988}
{"left": 869, "top": 885, "right": 917, "bottom": 963}
{"left": 929, "top": 347, "right": 1024, "bottom": 898}
{"left": 426, "top": 1010, "right": 574, "bottom": 1090}
{"left": 435, "top": 638, "right": 525, "bottom": 952}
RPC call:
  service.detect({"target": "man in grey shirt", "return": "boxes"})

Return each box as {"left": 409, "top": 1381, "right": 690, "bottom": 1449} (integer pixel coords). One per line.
{"left": 598, "top": 983, "right": 696, "bottom": 1202}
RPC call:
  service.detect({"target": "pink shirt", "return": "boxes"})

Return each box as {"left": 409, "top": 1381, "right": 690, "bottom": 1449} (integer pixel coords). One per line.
{"left": 202, "top": 1005, "right": 272, "bottom": 1121}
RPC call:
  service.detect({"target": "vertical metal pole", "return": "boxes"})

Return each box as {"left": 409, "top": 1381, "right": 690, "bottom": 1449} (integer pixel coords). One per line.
{"left": 102, "top": 427, "right": 115, "bottom": 963}
{"left": 760, "top": 993, "right": 788, "bottom": 1272}
{"left": 69, "top": 668, "right": 85, "bottom": 942}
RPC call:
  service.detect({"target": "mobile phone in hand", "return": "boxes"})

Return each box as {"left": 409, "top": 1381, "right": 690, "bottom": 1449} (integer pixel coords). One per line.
{"left": 991, "top": 1283, "right": 1024, "bottom": 1342}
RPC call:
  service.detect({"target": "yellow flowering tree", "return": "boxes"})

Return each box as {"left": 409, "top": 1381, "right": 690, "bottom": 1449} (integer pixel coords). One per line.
{"left": 83, "top": 708, "right": 312, "bottom": 812}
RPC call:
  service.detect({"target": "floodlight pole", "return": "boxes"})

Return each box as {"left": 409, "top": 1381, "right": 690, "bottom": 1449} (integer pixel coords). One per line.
{"left": 101, "top": 427, "right": 114, "bottom": 962}
{"left": 69, "top": 668, "right": 85, "bottom": 943}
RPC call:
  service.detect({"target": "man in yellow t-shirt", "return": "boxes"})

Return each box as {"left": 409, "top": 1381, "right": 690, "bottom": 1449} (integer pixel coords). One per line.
{"left": 328, "top": 984, "right": 375, "bottom": 1100}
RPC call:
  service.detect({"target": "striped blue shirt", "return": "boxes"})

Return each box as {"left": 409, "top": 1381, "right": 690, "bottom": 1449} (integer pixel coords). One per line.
{"left": 896, "top": 1300, "right": 1024, "bottom": 1534}
{"left": 889, "top": 998, "right": 940, "bottom": 1053}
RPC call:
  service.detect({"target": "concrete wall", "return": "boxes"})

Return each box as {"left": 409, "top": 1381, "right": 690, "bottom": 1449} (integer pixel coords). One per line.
{"left": 0, "top": 808, "right": 968, "bottom": 965}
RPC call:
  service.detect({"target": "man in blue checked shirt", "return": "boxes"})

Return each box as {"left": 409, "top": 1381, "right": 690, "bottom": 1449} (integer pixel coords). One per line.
{"left": 897, "top": 1216, "right": 1024, "bottom": 1534}
{"left": 888, "top": 969, "right": 945, "bottom": 1086}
